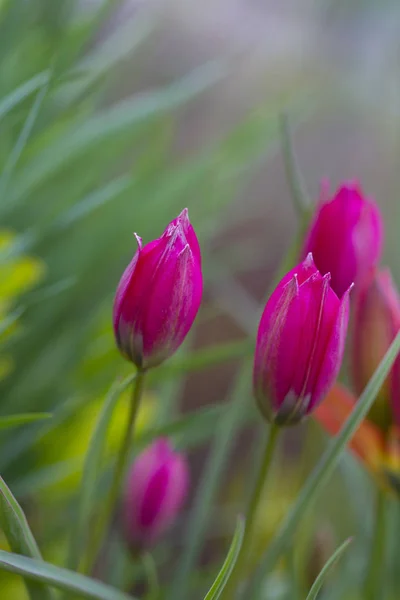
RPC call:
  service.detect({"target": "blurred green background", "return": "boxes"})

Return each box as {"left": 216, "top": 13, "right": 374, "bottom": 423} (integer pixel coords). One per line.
{"left": 1, "top": 1, "right": 400, "bottom": 598}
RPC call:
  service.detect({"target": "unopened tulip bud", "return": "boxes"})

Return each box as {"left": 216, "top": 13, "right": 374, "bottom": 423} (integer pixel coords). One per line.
{"left": 123, "top": 439, "right": 189, "bottom": 550}
{"left": 302, "top": 181, "right": 383, "bottom": 298}
{"left": 113, "top": 209, "right": 202, "bottom": 369}
{"left": 352, "top": 268, "right": 400, "bottom": 430}
{"left": 254, "top": 254, "right": 351, "bottom": 426}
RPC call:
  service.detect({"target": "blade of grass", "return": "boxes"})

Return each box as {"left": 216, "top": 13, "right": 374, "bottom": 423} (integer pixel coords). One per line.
{"left": 0, "top": 71, "right": 50, "bottom": 122}
{"left": 11, "top": 459, "right": 80, "bottom": 498}
{"left": 61, "top": 11, "right": 154, "bottom": 105}
{"left": 0, "top": 396, "right": 83, "bottom": 473}
{"left": 0, "top": 413, "right": 51, "bottom": 429}
{"left": 0, "top": 72, "right": 50, "bottom": 199}
{"left": 6, "top": 60, "right": 227, "bottom": 208}
{"left": 54, "top": 174, "right": 132, "bottom": 229}
{"left": 0, "top": 477, "right": 43, "bottom": 559}
{"left": 167, "top": 362, "right": 252, "bottom": 600}
{"left": 279, "top": 111, "right": 309, "bottom": 218}
{"left": 0, "top": 476, "right": 54, "bottom": 600}
{"left": 0, "top": 309, "right": 23, "bottom": 335}
{"left": 204, "top": 516, "right": 245, "bottom": 600}
{"left": 154, "top": 338, "right": 253, "bottom": 380}
{"left": 66, "top": 375, "right": 136, "bottom": 572}
{"left": 0, "top": 550, "right": 136, "bottom": 600}
{"left": 306, "top": 538, "right": 352, "bottom": 600}
{"left": 248, "top": 330, "right": 400, "bottom": 598}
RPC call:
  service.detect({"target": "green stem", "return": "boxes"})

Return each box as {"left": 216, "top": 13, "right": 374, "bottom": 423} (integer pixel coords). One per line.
{"left": 142, "top": 552, "right": 160, "bottom": 600}
{"left": 279, "top": 112, "right": 309, "bottom": 220}
{"left": 222, "top": 423, "right": 280, "bottom": 599}
{"left": 83, "top": 370, "right": 146, "bottom": 574}
{"left": 364, "top": 488, "right": 388, "bottom": 600}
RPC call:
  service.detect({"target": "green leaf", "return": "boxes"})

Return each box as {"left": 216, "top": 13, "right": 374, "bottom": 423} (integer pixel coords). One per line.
{"left": 11, "top": 459, "right": 80, "bottom": 498}
{"left": 66, "top": 375, "right": 135, "bottom": 571}
{"left": 0, "top": 477, "right": 42, "bottom": 559}
{"left": 54, "top": 175, "right": 132, "bottom": 229}
{"left": 154, "top": 339, "right": 253, "bottom": 379}
{"left": 168, "top": 363, "right": 252, "bottom": 600}
{"left": 61, "top": 12, "right": 154, "bottom": 105}
{"left": 248, "top": 330, "right": 400, "bottom": 597}
{"left": 204, "top": 516, "right": 245, "bottom": 600}
{"left": 137, "top": 404, "right": 230, "bottom": 449}
{"left": 0, "top": 310, "right": 23, "bottom": 335}
{"left": 306, "top": 538, "right": 352, "bottom": 600}
{"left": 0, "top": 413, "right": 51, "bottom": 430}
{"left": 0, "top": 71, "right": 50, "bottom": 122}
{"left": 0, "top": 72, "right": 50, "bottom": 198}
{"left": 0, "top": 550, "right": 136, "bottom": 600}
{"left": 8, "top": 61, "right": 226, "bottom": 207}
{"left": 0, "top": 477, "right": 54, "bottom": 600}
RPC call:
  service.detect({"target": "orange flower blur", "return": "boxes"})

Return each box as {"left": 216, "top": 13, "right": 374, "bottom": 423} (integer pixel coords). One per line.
{"left": 315, "top": 383, "right": 400, "bottom": 495}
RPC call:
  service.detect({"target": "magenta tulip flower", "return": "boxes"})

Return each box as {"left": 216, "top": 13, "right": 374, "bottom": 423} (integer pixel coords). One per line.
{"left": 254, "top": 254, "right": 352, "bottom": 426}
{"left": 113, "top": 209, "right": 202, "bottom": 369}
{"left": 302, "top": 181, "right": 383, "bottom": 298}
{"left": 352, "top": 268, "right": 400, "bottom": 429}
{"left": 123, "top": 438, "right": 189, "bottom": 550}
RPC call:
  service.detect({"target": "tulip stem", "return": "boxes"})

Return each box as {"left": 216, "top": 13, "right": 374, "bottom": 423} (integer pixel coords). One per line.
{"left": 223, "top": 423, "right": 280, "bottom": 599}
{"left": 142, "top": 552, "right": 160, "bottom": 600}
{"left": 364, "top": 488, "right": 388, "bottom": 600}
{"left": 83, "top": 369, "right": 146, "bottom": 575}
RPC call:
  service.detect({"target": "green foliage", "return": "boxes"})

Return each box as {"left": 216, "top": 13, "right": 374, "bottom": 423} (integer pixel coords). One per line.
{"left": 204, "top": 516, "right": 245, "bottom": 600}
{"left": 0, "top": 477, "right": 53, "bottom": 599}
{"left": 1, "top": 1, "right": 399, "bottom": 600}
{"left": 306, "top": 538, "right": 352, "bottom": 600}
{"left": 0, "top": 550, "right": 136, "bottom": 600}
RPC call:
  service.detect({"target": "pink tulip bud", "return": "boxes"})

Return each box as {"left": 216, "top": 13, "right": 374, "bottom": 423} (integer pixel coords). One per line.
{"left": 123, "top": 439, "right": 189, "bottom": 550}
{"left": 254, "top": 254, "right": 352, "bottom": 426}
{"left": 302, "top": 181, "right": 383, "bottom": 298}
{"left": 113, "top": 209, "right": 202, "bottom": 369}
{"left": 352, "top": 268, "right": 400, "bottom": 430}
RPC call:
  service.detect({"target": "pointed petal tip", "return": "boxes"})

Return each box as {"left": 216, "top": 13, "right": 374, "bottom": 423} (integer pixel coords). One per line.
{"left": 322, "top": 271, "right": 332, "bottom": 284}
{"left": 177, "top": 207, "right": 190, "bottom": 227}
{"left": 133, "top": 232, "right": 143, "bottom": 250}
{"left": 304, "top": 252, "right": 315, "bottom": 266}
{"left": 288, "top": 272, "right": 299, "bottom": 292}
{"left": 339, "top": 282, "right": 354, "bottom": 307}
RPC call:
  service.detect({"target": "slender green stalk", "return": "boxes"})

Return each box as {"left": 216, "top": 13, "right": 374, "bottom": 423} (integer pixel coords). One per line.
{"left": 83, "top": 370, "right": 146, "bottom": 574}
{"left": 142, "top": 552, "right": 160, "bottom": 600}
{"left": 364, "top": 489, "right": 388, "bottom": 600}
{"left": 222, "top": 423, "right": 280, "bottom": 599}
{"left": 279, "top": 112, "right": 309, "bottom": 220}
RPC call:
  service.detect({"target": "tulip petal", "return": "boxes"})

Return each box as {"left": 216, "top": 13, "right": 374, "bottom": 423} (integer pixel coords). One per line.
{"left": 307, "top": 283, "right": 351, "bottom": 412}
{"left": 254, "top": 255, "right": 351, "bottom": 425}
{"left": 124, "top": 439, "right": 189, "bottom": 548}
{"left": 254, "top": 276, "right": 301, "bottom": 421}
{"left": 113, "top": 210, "right": 202, "bottom": 368}
{"left": 303, "top": 182, "right": 383, "bottom": 298}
